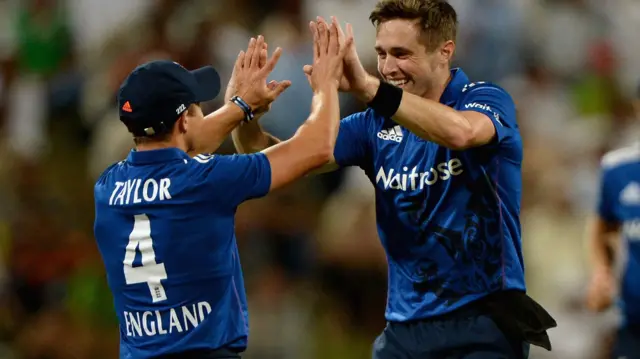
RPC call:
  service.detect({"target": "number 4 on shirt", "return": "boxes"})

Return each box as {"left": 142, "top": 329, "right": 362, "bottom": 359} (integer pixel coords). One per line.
{"left": 123, "top": 214, "right": 168, "bottom": 302}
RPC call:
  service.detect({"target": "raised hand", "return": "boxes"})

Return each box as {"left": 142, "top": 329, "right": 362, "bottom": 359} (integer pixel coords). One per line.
{"left": 304, "top": 17, "right": 367, "bottom": 93}
{"left": 308, "top": 16, "right": 353, "bottom": 92}
{"left": 224, "top": 35, "right": 291, "bottom": 113}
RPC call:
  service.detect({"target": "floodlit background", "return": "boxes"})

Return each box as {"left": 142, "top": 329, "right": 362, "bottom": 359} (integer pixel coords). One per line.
{"left": 0, "top": 0, "right": 638, "bottom": 358}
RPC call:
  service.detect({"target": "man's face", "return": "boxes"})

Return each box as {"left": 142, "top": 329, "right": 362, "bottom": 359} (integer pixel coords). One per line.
{"left": 375, "top": 19, "right": 445, "bottom": 98}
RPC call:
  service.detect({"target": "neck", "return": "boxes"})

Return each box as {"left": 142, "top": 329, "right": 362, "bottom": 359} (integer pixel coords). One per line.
{"left": 425, "top": 68, "right": 452, "bottom": 102}
{"left": 135, "top": 138, "right": 185, "bottom": 152}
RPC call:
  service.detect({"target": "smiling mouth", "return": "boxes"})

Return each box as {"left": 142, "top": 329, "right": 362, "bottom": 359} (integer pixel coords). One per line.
{"left": 387, "top": 79, "right": 408, "bottom": 87}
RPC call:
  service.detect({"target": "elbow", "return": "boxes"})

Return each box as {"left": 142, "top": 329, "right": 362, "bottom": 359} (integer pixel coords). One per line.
{"left": 303, "top": 136, "right": 333, "bottom": 169}
{"left": 445, "top": 125, "right": 474, "bottom": 150}
{"left": 310, "top": 142, "right": 333, "bottom": 167}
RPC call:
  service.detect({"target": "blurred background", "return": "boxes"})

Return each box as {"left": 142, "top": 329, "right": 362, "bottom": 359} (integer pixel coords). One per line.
{"left": 0, "top": 0, "right": 637, "bottom": 358}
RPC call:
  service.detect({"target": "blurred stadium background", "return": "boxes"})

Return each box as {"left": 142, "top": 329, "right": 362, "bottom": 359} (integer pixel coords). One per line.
{"left": 0, "top": 0, "right": 638, "bottom": 358}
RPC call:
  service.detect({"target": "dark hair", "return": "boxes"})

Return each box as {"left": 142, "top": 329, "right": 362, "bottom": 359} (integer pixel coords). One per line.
{"left": 369, "top": 0, "right": 457, "bottom": 50}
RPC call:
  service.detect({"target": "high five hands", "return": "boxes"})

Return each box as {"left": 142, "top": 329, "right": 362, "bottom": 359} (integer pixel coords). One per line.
{"left": 304, "top": 16, "right": 367, "bottom": 94}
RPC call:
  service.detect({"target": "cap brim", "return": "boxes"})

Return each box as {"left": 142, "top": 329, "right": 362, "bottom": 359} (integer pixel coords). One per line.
{"left": 191, "top": 66, "right": 221, "bottom": 102}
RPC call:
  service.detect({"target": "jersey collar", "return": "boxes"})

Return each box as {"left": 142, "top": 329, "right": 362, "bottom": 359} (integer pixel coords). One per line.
{"left": 126, "top": 147, "right": 190, "bottom": 165}
{"left": 440, "top": 68, "right": 469, "bottom": 106}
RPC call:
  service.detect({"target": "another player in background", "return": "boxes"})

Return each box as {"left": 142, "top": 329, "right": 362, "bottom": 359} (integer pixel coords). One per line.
{"left": 586, "top": 85, "right": 640, "bottom": 359}
{"left": 233, "top": 1, "right": 556, "bottom": 358}
{"left": 93, "top": 22, "right": 352, "bottom": 359}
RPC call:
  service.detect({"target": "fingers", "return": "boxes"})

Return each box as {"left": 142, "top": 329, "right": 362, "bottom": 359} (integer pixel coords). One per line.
{"left": 310, "top": 21, "right": 320, "bottom": 62}
{"left": 346, "top": 23, "right": 355, "bottom": 45}
{"left": 259, "top": 42, "right": 268, "bottom": 69}
{"left": 313, "top": 16, "right": 348, "bottom": 58}
{"left": 334, "top": 16, "right": 347, "bottom": 47}
{"left": 317, "top": 17, "right": 329, "bottom": 56}
{"left": 338, "top": 29, "right": 354, "bottom": 60}
{"left": 260, "top": 47, "right": 283, "bottom": 76}
{"left": 328, "top": 16, "right": 340, "bottom": 55}
{"left": 272, "top": 80, "right": 292, "bottom": 98}
{"left": 267, "top": 80, "right": 278, "bottom": 90}
{"left": 251, "top": 35, "right": 264, "bottom": 69}
{"left": 243, "top": 37, "right": 256, "bottom": 68}
{"left": 303, "top": 64, "right": 313, "bottom": 76}
{"left": 234, "top": 50, "right": 245, "bottom": 71}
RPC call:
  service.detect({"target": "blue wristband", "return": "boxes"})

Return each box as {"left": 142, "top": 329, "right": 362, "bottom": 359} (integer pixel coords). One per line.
{"left": 230, "top": 96, "right": 255, "bottom": 123}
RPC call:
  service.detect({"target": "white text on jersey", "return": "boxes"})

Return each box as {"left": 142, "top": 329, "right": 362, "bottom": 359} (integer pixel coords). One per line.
{"left": 464, "top": 102, "right": 491, "bottom": 111}
{"left": 375, "top": 159, "right": 464, "bottom": 191}
{"left": 123, "top": 301, "right": 212, "bottom": 337}
{"left": 109, "top": 178, "right": 172, "bottom": 206}
{"left": 624, "top": 219, "right": 640, "bottom": 241}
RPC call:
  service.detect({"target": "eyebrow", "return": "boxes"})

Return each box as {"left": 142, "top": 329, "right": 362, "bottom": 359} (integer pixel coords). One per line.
{"left": 375, "top": 46, "right": 411, "bottom": 53}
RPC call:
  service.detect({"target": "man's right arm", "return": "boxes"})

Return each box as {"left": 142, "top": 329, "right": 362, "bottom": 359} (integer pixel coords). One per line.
{"left": 586, "top": 163, "right": 621, "bottom": 312}
{"left": 261, "top": 84, "right": 340, "bottom": 190}
{"left": 232, "top": 106, "right": 374, "bottom": 176}
{"left": 231, "top": 120, "right": 282, "bottom": 154}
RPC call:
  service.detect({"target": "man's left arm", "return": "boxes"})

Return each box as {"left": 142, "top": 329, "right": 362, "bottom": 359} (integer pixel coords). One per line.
{"left": 359, "top": 77, "right": 516, "bottom": 150}
{"left": 188, "top": 104, "right": 258, "bottom": 157}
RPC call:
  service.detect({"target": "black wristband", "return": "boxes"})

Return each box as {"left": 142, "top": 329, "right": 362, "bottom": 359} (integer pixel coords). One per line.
{"left": 230, "top": 96, "right": 255, "bottom": 123}
{"left": 366, "top": 81, "right": 403, "bottom": 118}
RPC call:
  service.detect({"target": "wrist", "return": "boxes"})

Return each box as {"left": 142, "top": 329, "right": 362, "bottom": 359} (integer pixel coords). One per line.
{"left": 223, "top": 102, "right": 246, "bottom": 122}
{"left": 365, "top": 80, "right": 403, "bottom": 118}
{"left": 356, "top": 75, "right": 380, "bottom": 103}
{"left": 229, "top": 95, "right": 256, "bottom": 123}
{"left": 314, "top": 82, "right": 339, "bottom": 94}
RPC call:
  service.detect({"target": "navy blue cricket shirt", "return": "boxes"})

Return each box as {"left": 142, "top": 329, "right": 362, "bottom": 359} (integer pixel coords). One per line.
{"left": 94, "top": 149, "right": 271, "bottom": 358}
{"left": 333, "top": 68, "right": 525, "bottom": 321}
{"left": 597, "top": 144, "right": 640, "bottom": 325}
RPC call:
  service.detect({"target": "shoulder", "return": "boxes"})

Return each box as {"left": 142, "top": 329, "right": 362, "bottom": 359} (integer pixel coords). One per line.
{"left": 188, "top": 152, "right": 269, "bottom": 177}
{"left": 340, "top": 108, "right": 386, "bottom": 135}
{"left": 460, "top": 81, "right": 515, "bottom": 106}
{"left": 342, "top": 108, "right": 382, "bottom": 123}
{"left": 601, "top": 144, "right": 640, "bottom": 171}
{"left": 95, "top": 160, "right": 125, "bottom": 187}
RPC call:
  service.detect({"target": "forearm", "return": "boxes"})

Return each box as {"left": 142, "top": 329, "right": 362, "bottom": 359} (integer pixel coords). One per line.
{"left": 295, "top": 85, "right": 341, "bottom": 158}
{"left": 587, "top": 217, "right": 618, "bottom": 271}
{"left": 263, "top": 85, "right": 340, "bottom": 191}
{"left": 231, "top": 121, "right": 281, "bottom": 154}
{"left": 189, "top": 103, "right": 246, "bottom": 155}
{"left": 358, "top": 75, "right": 472, "bottom": 149}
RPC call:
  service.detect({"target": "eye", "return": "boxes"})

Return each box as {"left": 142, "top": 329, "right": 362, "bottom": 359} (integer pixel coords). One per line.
{"left": 390, "top": 50, "right": 410, "bottom": 59}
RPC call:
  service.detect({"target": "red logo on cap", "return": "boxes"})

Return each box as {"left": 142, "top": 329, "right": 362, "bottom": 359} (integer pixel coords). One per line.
{"left": 122, "top": 101, "right": 132, "bottom": 112}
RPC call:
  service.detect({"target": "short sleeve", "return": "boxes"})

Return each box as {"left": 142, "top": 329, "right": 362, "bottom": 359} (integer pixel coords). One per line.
{"left": 195, "top": 153, "right": 272, "bottom": 207}
{"left": 597, "top": 165, "right": 619, "bottom": 223}
{"left": 333, "top": 110, "right": 373, "bottom": 168}
{"left": 460, "top": 85, "right": 518, "bottom": 146}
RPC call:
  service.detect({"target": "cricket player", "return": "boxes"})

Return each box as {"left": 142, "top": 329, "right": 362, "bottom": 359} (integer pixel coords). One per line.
{"left": 232, "top": 1, "right": 556, "bottom": 358}
{"left": 93, "top": 21, "right": 352, "bottom": 359}
{"left": 586, "top": 86, "right": 640, "bottom": 358}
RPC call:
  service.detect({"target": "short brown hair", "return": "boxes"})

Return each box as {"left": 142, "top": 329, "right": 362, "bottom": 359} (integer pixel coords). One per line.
{"left": 369, "top": 0, "right": 457, "bottom": 50}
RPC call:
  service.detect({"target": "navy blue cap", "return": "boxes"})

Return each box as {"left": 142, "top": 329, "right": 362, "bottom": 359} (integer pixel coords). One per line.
{"left": 118, "top": 60, "right": 221, "bottom": 137}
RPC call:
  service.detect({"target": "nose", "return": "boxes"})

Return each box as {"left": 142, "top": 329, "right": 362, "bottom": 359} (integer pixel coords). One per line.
{"left": 381, "top": 56, "right": 399, "bottom": 78}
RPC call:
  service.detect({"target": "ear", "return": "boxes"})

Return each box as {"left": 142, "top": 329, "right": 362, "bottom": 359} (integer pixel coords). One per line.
{"left": 440, "top": 40, "right": 455, "bottom": 63}
{"left": 176, "top": 112, "right": 188, "bottom": 134}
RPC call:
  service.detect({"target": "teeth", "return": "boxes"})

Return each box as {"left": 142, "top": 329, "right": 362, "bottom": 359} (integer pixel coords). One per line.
{"left": 388, "top": 79, "right": 408, "bottom": 86}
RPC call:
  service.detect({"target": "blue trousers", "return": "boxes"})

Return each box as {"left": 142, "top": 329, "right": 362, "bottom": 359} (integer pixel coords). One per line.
{"left": 372, "top": 311, "right": 529, "bottom": 359}
{"left": 612, "top": 324, "right": 640, "bottom": 359}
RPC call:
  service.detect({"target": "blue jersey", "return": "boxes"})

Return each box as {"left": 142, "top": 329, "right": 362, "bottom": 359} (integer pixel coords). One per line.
{"left": 333, "top": 68, "right": 524, "bottom": 321}
{"left": 597, "top": 144, "right": 640, "bottom": 324}
{"left": 93, "top": 148, "right": 271, "bottom": 359}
